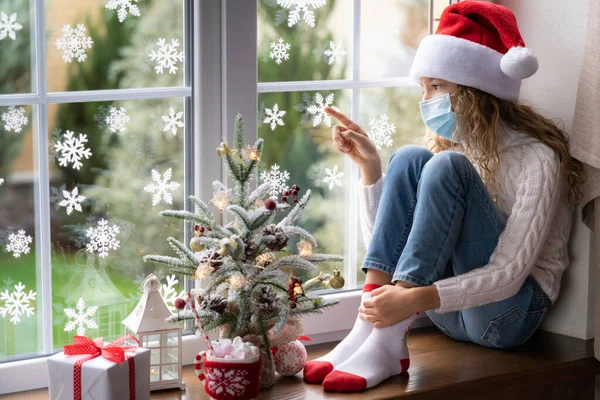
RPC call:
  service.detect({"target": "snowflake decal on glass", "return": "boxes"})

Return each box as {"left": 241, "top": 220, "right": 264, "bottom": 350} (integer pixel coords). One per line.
{"left": 55, "top": 24, "right": 94, "bottom": 63}
{"left": 324, "top": 41, "right": 346, "bottom": 65}
{"left": 0, "top": 282, "right": 36, "bottom": 325}
{"left": 162, "top": 108, "right": 184, "bottom": 135}
{"left": 323, "top": 164, "right": 343, "bottom": 190}
{"left": 307, "top": 93, "right": 339, "bottom": 127}
{"left": 86, "top": 219, "right": 120, "bottom": 258}
{"left": 269, "top": 38, "right": 290, "bottom": 64}
{"left": 0, "top": 12, "right": 23, "bottom": 41}
{"left": 276, "top": 0, "right": 326, "bottom": 28}
{"left": 54, "top": 130, "right": 93, "bottom": 170}
{"left": 2, "top": 106, "right": 28, "bottom": 133}
{"left": 260, "top": 164, "right": 290, "bottom": 199}
{"left": 59, "top": 186, "right": 86, "bottom": 215}
{"left": 368, "top": 114, "right": 396, "bottom": 150}
{"left": 159, "top": 275, "right": 185, "bottom": 313}
{"left": 64, "top": 297, "right": 98, "bottom": 336}
{"left": 206, "top": 367, "right": 251, "bottom": 396}
{"left": 150, "top": 38, "right": 184, "bottom": 74}
{"left": 263, "top": 104, "right": 286, "bottom": 131}
{"left": 6, "top": 229, "right": 32, "bottom": 258}
{"left": 105, "top": 106, "right": 130, "bottom": 133}
{"left": 144, "top": 168, "right": 180, "bottom": 206}
{"left": 105, "top": 0, "right": 141, "bottom": 23}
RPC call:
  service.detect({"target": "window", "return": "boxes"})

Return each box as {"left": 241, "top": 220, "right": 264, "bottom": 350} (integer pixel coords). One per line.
{"left": 0, "top": 0, "right": 192, "bottom": 368}
{"left": 256, "top": 0, "right": 451, "bottom": 291}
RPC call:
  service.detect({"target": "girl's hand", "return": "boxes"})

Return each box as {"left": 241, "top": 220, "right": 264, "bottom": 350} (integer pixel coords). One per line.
{"left": 358, "top": 285, "right": 422, "bottom": 329}
{"left": 325, "top": 107, "right": 382, "bottom": 177}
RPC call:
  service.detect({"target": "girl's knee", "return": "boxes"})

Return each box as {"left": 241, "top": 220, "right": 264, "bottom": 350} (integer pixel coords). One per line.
{"left": 388, "top": 145, "right": 434, "bottom": 169}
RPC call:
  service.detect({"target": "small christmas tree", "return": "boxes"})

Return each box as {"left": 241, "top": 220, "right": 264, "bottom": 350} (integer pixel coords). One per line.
{"left": 143, "top": 113, "right": 342, "bottom": 387}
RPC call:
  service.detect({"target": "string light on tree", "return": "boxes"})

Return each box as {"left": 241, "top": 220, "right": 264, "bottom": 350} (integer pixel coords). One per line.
{"left": 228, "top": 274, "right": 248, "bottom": 289}
{"left": 194, "top": 263, "right": 214, "bottom": 280}
{"left": 242, "top": 144, "right": 260, "bottom": 161}
{"left": 297, "top": 238, "right": 313, "bottom": 256}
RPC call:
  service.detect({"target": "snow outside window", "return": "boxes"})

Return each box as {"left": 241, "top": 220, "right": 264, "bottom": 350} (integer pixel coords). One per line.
{"left": 256, "top": 0, "right": 449, "bottom": 290}
{"left": 0, "top": 0, "right": 192, "bottom": 366}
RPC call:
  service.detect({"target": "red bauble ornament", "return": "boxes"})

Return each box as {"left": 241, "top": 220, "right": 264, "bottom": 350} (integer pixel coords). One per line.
{"left": 274, "top": 340, "right": 307, "bottom": 376}
{"left": 264, "top": 198, "right": 276, "bottom": 211}
{"left": 174, "top": 297, "right": 186, "bottom": 310}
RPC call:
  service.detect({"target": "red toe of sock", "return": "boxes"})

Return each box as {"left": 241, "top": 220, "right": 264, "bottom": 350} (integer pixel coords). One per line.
{"left": 400, "top": 357, "right": 410, "bottom": 373}
{"left": 303, "top": 360, "right": 334, "bottom": 384}
{"left": 322, "top": 370, "right": 367, "bottom": 392}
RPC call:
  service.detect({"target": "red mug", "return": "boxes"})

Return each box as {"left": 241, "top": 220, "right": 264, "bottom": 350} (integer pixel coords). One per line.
{"left": 195, "top": 350, "right": 262, "bottom": 400}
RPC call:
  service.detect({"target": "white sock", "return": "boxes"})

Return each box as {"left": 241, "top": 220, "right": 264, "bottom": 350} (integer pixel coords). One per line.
{"left": 322, "top": 313, "right": 419, "bottom": 391}
{"left": 303, "top": 291, "right": 375, "bottom": 383}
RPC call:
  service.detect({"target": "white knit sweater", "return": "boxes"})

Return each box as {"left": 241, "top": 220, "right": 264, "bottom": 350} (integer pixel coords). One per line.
{"left": 358, "top": 124, "right": 573, "bottom": 314}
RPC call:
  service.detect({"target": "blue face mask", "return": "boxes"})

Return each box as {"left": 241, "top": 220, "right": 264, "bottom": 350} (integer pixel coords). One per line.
{"left": 419, "top": 93, "right": 458, "bottom": 143}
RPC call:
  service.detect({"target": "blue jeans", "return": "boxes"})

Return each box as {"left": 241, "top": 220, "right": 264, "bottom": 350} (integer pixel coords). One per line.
{"left": 361, "top": 145, "right": 551, "bottom": 349}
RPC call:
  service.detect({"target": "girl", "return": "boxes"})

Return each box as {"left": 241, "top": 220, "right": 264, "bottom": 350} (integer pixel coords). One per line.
{"left": 303, "top": 1, "right": 585, "bottom": 393}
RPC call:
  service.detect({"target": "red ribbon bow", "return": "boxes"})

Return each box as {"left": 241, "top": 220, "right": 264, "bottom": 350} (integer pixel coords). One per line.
{"left": 63, "top": 335, "right": 140, "bottom": 400}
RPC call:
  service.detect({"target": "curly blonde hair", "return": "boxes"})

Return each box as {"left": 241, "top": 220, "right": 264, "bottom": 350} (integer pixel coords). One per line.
{"left": 423, "top": 85, "right": 584, "bottom": 206}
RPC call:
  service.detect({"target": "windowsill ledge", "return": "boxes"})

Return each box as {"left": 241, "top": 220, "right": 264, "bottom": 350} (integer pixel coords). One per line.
{"left": 5, "top": 326, "right": 600, "bottom": 399}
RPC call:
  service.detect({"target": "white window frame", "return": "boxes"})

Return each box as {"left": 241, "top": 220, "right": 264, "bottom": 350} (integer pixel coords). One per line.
{"left": 239, "top": 0, "right": 454, "bottom": 339}
{"left": 0, "top": 0, "right": 455, "bottom": 394}
{"left": 0, "top": 0, "right": 196, "bottom": 394}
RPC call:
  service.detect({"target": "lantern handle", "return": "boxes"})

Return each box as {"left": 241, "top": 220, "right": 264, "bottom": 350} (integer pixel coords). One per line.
{"left": 141, "top": 273, "right": 160, "bottom": 292}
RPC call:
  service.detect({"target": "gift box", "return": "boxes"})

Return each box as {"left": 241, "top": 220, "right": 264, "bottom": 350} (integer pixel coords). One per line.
{"left": 47, "top": 336, "right": 151, "bottom": 400}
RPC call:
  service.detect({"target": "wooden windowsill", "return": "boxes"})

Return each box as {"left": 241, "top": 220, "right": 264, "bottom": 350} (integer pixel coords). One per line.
{"left": 3, "top": 326, "right": 600, "bottom": 399}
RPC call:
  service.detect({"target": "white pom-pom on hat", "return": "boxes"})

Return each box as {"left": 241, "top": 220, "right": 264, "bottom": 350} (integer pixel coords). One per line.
{"left": 500, "top": 46, "right": 539, "bottom": 80}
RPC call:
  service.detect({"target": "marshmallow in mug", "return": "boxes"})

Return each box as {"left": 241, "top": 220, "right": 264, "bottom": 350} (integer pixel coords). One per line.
{"left": 211, "top": 336, "right": 260, "bottom": 360}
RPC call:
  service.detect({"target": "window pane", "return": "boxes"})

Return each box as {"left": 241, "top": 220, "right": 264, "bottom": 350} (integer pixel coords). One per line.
{"left": 48, "top": 99, "right": 185, "bottom": 349}
{"left": 0, "top": 1, "right": 32, "bottom": 94}
{"left": 356, "top": 87, "right": 424, "bottom": 284}
{"left": 0, "top": 105, "right": 38, "bottom": 360}
{"left": 360, "top": 0, "right": 429, "bottom": 79}
{"left": 45, "top": 1, "right": 185, "bottom": 92}
{"left": 433, "top": 0, "right": 451, "bottom": 32}
{"left": 258, "top": 0, "right": 353, "bottom": 82}
{"left": 258, "top": 90, "right": 351, "bottom": 285}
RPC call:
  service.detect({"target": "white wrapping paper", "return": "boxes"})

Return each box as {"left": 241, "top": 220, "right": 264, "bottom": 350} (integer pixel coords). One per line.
{"left": 47, "top": 347, "right": 150, "bottom": 400}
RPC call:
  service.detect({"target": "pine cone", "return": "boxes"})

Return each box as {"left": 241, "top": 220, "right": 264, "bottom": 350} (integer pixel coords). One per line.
{"left": 198, "top": 249, "right": 223, "bottom": 268}
{"left": 256, "top": 286, "right": 279, "bottom": 314}
{"left": 201, "top": 293, "right": 228, "bottom": 314}
{"left": 262, "top": 224, "right": 288, "bottom": 251}
{"left": 242, "top": 237, "right": 257, "bottom": 261}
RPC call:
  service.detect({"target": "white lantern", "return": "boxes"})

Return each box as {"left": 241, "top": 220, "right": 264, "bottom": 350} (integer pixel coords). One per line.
{"left": 122, "top": 274, "right": 185, "bottom": 391}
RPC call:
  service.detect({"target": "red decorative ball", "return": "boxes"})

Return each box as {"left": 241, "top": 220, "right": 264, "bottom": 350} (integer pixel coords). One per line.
{"left": 282, "top": 195, "right": 288, "bottom": 202}
{"left": 174, "top": 297, "right": 186, "bottom": 310}
{"left": 264, "top": 198, "right": 276, "bottom": 211}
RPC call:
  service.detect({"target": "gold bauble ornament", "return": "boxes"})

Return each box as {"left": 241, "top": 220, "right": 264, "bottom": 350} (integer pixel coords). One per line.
{"left": 329, "top": 267, "right": 345, "bottom": 289}
{"left": 189, "top": 230, "right": 205, "bottom": 252}
{"left": 216, "top": 142, "right": 229, "bottom": 158}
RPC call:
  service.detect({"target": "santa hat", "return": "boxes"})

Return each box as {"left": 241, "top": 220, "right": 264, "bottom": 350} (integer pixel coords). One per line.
{"left": 409, "top": 1, "right": 538, "bottom": 102}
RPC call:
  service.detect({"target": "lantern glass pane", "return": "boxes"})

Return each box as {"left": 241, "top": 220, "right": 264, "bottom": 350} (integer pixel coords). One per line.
{"left": 151, "top": 348, "right": 160, "bottom": 364}
{"left": 161, "top": 364, "right": 178, "bottom": 381}
{"left": 150, "top": 367, "right": 160, "bottom": 382}
{"left": 146, "top": 334, "right": 160, "bottom": 347}
{"left": 164, "top": 331, "right": 178, "bottom": 346}
{"left": 161, "top": 347, "right": 178, "bottom": 364}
